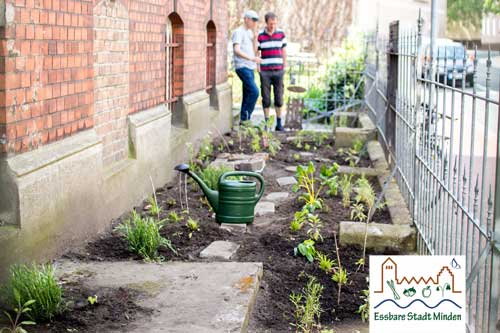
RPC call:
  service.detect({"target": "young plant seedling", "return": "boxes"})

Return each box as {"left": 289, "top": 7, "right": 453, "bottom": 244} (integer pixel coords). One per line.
{"left": 339, "top": 174, "right": 353, "bottom": 208}
{"left": 356, "top": 280, "right": 370, "bottom": 323}
{"left": 350, "top": 202, "right": 367, "bottom": 222}
{"left": 148, "top": 195, "right": 162, "bottom": 218}
{"left": 294, "top": 239, "right": 316, "bottom": 263}
{"left": 289, "top": 276, "right": 324, "bottom": 333}
{"left": 320, "top": 163, "right": 340, "bottom": 197}
{"left": 306, "top": 214, "right": 323, "bottom": 242}
{"left": 1, "top": 290, "right": 36, "bottom": 333}
{"left": 315, "top": 252, "right": 336, "bottom": 274}
{"left": 186, "top": 218, "right": 200, "bottom": 239}
{"left": 167, "top": 211, "right": 183, "bottom": 223}
{"left": 87, "top": 295, "right": 98, "bottom": 306}
{"left": 332, "top": 232, "right": 348, "bottom": 305}
{"left": 290, "top": 209, "right": 308, "bottom": 232}
{"left": 293, "top": 162, "right": 324, "bottom": 213}
{"left": 293, "top": 153, "right": 301, "bottom": 161}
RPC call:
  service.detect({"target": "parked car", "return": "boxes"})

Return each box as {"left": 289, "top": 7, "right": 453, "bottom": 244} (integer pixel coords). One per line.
{"left": 421, "top": 38, "right": 474, "bottom": 87}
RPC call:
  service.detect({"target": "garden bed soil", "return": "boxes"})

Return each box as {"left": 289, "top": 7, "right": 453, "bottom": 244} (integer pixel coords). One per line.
{"left": 32, "top": 284, "right": 152, "bottom": 333}
{"left": 56, "top": 128, "right": 394, "bottom": 332}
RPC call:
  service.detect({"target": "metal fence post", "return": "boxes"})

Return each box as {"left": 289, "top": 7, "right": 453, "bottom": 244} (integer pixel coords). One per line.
{"left": 385, "top": 21, "right": 399, "bottom": 166}
{"left": 489, "top": 88, "right": 500, "bottom": 332}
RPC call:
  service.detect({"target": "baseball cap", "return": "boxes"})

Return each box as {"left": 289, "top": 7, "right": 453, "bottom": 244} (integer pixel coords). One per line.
{"left": 244, "top": 10, "right": 259, "bottom": 21}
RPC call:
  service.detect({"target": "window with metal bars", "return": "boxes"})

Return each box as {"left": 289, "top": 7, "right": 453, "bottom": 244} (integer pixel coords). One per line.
{"left": 206, "top": 21, "right": 217, "bottom": 107}
{"left": 166, "top": 13, "right": 183, "bottom": 112}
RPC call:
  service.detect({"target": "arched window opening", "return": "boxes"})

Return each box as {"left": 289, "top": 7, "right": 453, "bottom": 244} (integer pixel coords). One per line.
{"left": 166, "top": 13, "right": 184, "bottom": 113}
{"left": 206, "top": 21, "right": 217, "bottom": 107}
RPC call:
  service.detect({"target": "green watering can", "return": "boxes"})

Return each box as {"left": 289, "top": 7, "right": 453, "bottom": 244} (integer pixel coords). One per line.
{"left": 174, "top": 164, "right": 265, "bottom": 224}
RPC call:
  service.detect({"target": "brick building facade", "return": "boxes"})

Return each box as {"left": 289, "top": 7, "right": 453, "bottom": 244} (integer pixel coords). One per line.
{"left": 0, "top": 0, "right": 232, "bottom": 275}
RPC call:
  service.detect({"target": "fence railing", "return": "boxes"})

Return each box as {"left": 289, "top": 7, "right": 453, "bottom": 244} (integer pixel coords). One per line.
{"left": 364, "top": 14, "right": 500, "bottom": 333}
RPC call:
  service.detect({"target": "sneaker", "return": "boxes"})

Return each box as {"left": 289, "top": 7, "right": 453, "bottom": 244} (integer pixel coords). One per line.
{"left": 275, "top": 124, "right": 284, "bottom": 131}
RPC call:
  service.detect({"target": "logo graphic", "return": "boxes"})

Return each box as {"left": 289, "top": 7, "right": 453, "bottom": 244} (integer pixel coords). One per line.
{"left": 370, "top": 256, "right": 466, "bottom": 333}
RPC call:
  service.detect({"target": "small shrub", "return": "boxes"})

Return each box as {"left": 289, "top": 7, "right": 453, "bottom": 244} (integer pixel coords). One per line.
{"left": 116, "top": 211, "right": 176, "bottom": 261}
{"left": 1, "top": 263, "right": 62, "bottom": 322}
{"left": 198, "top": 165, "right": 233, "bottom": 191}
{"left": 289, "top": 276, "right": 324, "bottom": 333}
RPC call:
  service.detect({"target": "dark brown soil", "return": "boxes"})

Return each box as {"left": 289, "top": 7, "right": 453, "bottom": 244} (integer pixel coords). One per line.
{"left": 58, "top": 129, "right": 395, "bottom": 332}
{"left": 32, "top": 283, "right": 152, "bottom": 333}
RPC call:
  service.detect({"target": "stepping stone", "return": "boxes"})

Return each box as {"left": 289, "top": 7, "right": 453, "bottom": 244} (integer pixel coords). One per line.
{"left": 265, "top": 192, "right": 290, "bottom": 203}
{"left": 277, "top": 176, "right": 297, "bottom": 186}
{"left": 220, "top": 223, "right": 248, "bottom": 233}
{"left": 285, "top": 166, "right": 297, "bottom": 173}
{"left": 255, "top": 201, "right": 275, "bottom": 216}
{"left": 200, "top": 241, "right": 240, "bottom": 260}
{"left": 299, "top": 152, "right": 314, "bottom": 158}
{"left": 55, "top": 260, "right": 263, "bottom": 333}
{"left": 237, "top": 159, "right": 265, "bottom": 172}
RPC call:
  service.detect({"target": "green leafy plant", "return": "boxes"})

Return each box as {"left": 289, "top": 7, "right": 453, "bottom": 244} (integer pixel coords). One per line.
{"left": 319, "top": 163, "right": 340, "bottom": 196}
{"left": 289, "top": 276, "right": 324, "bottom": 333}
{"left": 1, "top": 263, "right": 62, "bottom": 322}
{"left": 166, "top": 198, "right": 177, "bottom": 207}
{"left": 290, "top": 209, "right": 308, "bottom": 232}
{"left": 304, "top": 143, "right": 311, "bottom": 151}
{"left": 293, "top": 153, "right": 301, "bottom": 161}
{"left": 354, "top": 176, "right": 375, "bottom": 210}
{"left": 186, "top": 218, "right": 200, "bottom": 232}
{"left": 339, "top": 174, "right": 353, "bottom": 208}
{"left": 167, "top": 211, "right": 183, "bottom": 223}
{"left": 116, "top": 210, "right": 176, "bottom": 261}
{"left": 357, "top": 284, "right": 370, "bottom": 322}
{"left": 198, "top": 133, "right": 214, "bottom": 163}
{"left": 87, "top": 295, "right": 98, "bottom": 305}
{"left": 306, "top": 214, "right": 323, "bottom": 242}
{"left": 294, "top": 239, "right": 316, "bottom": 263}
{"left": 293, "top": 162, "right": 324, "bottom": 213}
{"left": 1, "top": 290, "right": 36, "bottom": 333}
{"left": 315, "top": 252, "right": 336, "bottom": 274}
{"left": 350, "top": 202, "right": 367, "bottom": 222}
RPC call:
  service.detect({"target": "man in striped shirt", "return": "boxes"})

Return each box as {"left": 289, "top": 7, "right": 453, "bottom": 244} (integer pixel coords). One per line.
{"left": 257, "top": 12, "right": 287, "bottom": 131}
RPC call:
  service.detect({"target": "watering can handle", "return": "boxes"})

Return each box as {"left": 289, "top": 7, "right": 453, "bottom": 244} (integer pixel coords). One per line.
{"left": 219, "top": 171, "right": 265, "bottom": 203}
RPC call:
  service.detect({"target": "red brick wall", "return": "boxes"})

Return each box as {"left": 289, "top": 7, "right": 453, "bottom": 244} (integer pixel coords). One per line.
{"left": 0, "top": 0, "right": 94, "bottom": 155}
{"left": 0, "top": 0, "right": 229, "bottom": 157}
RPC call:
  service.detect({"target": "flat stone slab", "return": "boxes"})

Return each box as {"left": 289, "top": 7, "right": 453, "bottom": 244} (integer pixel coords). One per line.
{"left": 265, "top": 192, "right": 289, "bottom": 203}
{"left": 210, "top": 153, "right": 267, "bottom": 172}
{"left": 285, "top": 166, "right": 297, "bottom": 173}
{"left": 337, "top": 165, "right": 379, "bottom": 177}
{"left": 200, "top": 241, "right": 240, "bottom": 260}
{"left": 299, "top": 152, "right": 314, "bottom": 158}
{"left": 220, "top": 223, "right": 248, "bottom": 233}
{"left": 277, "top": 176, "right": 297, "bottom": 186}
{"left": 339, "top": 221, "right": 416, "bottom": 253}
{"left": 255, "top": 201, "right": 275, "bottom": 216}
{"left": 56, "top": 260, "right": 263, "bottom": 333}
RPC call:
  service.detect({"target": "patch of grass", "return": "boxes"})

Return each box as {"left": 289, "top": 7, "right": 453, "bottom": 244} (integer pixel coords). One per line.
{"left": 116, "top": 211, "right": 176, "bottom": 261}
{"left": 1, "top": 263, "right": 62, "bottom": 322}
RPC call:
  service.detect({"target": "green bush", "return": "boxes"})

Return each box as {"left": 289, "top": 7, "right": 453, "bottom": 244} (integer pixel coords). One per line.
{"left": 116, "top": 211, "right": 176, "bottom": 261}
{"left": 198, "top": 165, "right": 235, "bottom": 190}
{"left": 2, "top": 263, "right": 62, "bottom": 322}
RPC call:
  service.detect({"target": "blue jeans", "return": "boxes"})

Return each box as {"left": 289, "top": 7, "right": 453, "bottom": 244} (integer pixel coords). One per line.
{"left": 235, "top": 67, "right": 259, "bottom": 121}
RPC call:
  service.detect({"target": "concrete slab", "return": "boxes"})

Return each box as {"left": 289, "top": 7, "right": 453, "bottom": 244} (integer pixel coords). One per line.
{"left": 265, "top": 192, "right": 289, "bottom": 203}
{"left": 337, "top": 165, "right": 379, "bottom": 177}
{"left": 299, "top": 152, "right": 314, "bottom": 158}
{"left": 276, "top": 176, "right": 297, "bottom": 186}
{"left": 339, "top": 221, "right": 416, "bottom": 253}
{"left": 255, "top": 201, "right": 275, "bottom": 217}
{"left": 200, "top": 241, "right": 240, "bottom": 260}
{"left": 56, "top": 260, "right": 263, "bottom": 333}
{"left": 285, "top": 166, "right": 297, "bottom": 173}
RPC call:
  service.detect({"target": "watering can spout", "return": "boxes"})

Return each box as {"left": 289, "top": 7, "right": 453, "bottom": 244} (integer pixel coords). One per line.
{"left": 174, "top": 164, "right": 219, "bottom": 212}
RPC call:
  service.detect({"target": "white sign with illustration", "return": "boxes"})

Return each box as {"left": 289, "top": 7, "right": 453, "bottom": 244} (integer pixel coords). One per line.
{"left": 369, "top": 255, "right": 466, "bottom": 333}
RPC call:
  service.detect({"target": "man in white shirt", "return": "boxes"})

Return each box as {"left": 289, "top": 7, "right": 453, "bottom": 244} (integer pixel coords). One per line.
{"left": 232, "top": 10, "right": 262, "bottom": 122}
